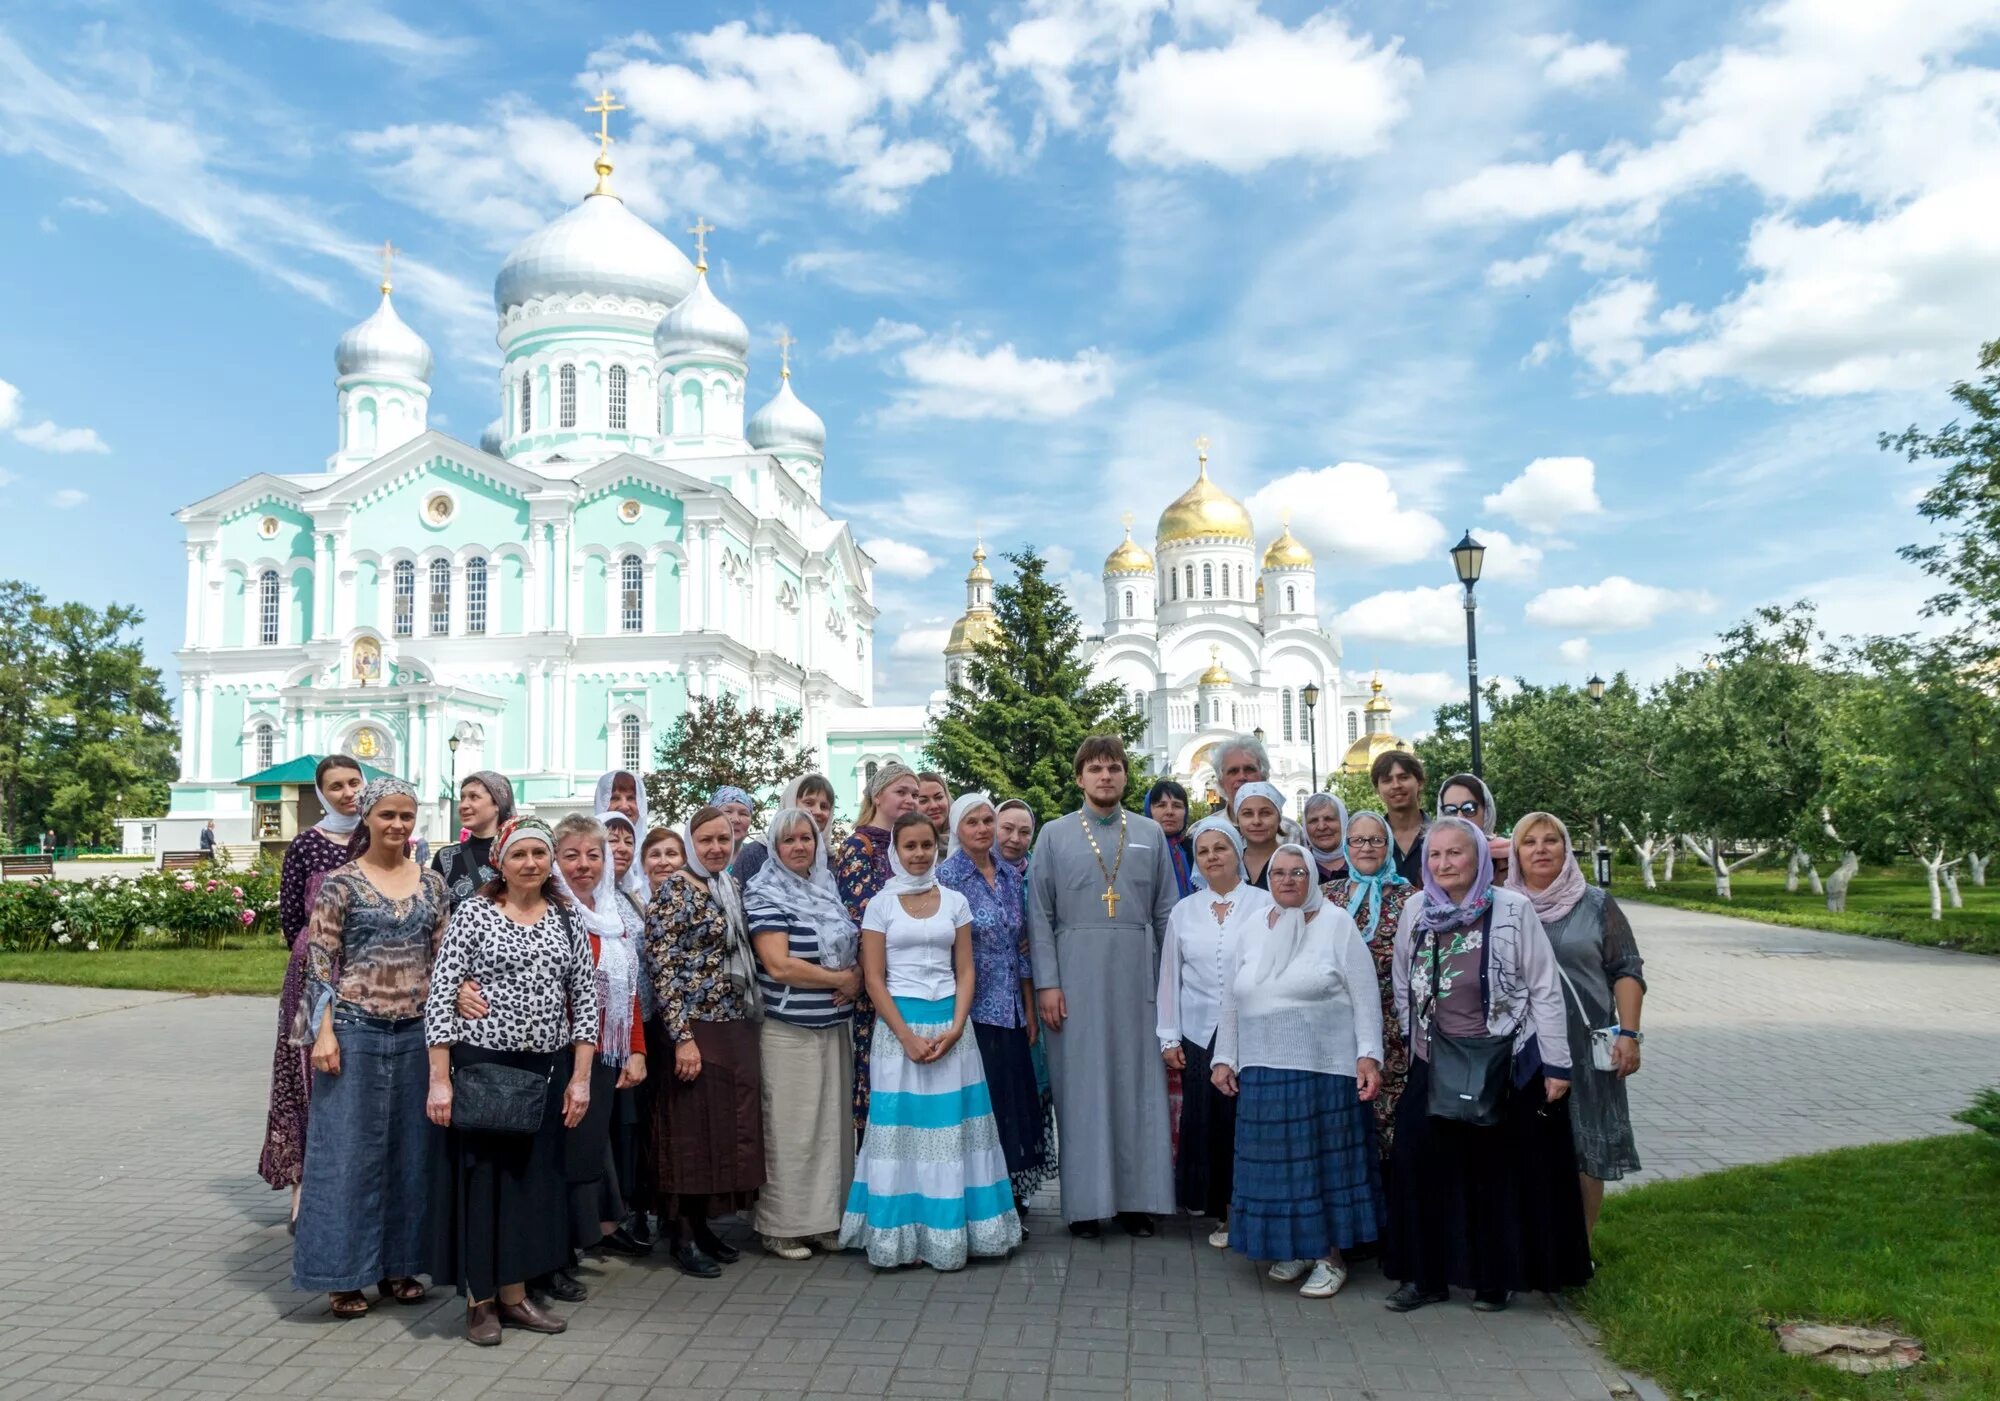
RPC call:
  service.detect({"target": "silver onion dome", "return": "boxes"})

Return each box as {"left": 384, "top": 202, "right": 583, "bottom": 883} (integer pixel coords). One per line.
{"left": 654, "top": 269, "right": 750, "bottom": 362}
{"left": 335, "top": 290, "right": 433, "bottom": 382}
{"left": 479, "top": 418, "right": 505, "bottom": 455}
{"left": 494, "top": 193, "right": 697, "bottom": 313}
{"left": 746, "top": 373, "right": 827, "bottom": 456}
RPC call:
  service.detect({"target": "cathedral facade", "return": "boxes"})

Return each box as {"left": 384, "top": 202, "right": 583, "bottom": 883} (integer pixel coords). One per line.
{"left": 155, "top": 125, "right": 926, "bottom": 848}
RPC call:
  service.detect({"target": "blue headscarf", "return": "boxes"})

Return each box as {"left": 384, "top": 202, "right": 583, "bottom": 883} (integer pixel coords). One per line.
{"left": 1144, "top": 779, "right": 1195, "bottom": 898}
{"left": 710, "top": 784, "right": 754, "bottom": 813}
{"left": 1339, "top": 809, "right": 1409, "bottom": 942}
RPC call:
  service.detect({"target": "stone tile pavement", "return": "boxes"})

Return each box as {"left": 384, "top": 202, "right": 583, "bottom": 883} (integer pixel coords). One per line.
{"left": 3, "top": 900, "right": 1996, "bottom": 1401}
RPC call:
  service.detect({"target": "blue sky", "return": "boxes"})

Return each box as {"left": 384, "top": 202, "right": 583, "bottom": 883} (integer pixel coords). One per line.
{"left": 2, "top": 0, "right": 1997, "bottom": 722}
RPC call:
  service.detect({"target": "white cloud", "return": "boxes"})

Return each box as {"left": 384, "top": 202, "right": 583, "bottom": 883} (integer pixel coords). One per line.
{"left": 828, "top": 318, "right": 926, "bottom": 358}
{"left": 1482, "top": 456, "right": 1604, "bottom": 533}
{"left": 0, "top": 380, "right": 17, "bottom": 430}
{"left": 0, "top": 466, "right": 17, "bottom": 489}
{"left": 861, "top": 537, "right": 939, "bottom": 578}
{"left": 1526, "top": 34, "right": 1626, "bottom": 88}
{"left": 990, "top": 0, "right": 1172, "bottom": 130}
{"left": 1485, "top": 253, "right": 1551, "bottom": 287}
{"left": 59, "top": 195, "right": 109, "bottom": 214}
{"left": 1335, "top": 584, "right": 1465, "bottom": 646}
{"left": 1557, "top": 637, "right": 1592, "bottom": 664}
{"left": 1244, "top": 463, "right": 1446, "bottom": 568}
{"left": 1525, "top": 576, "right": 1717, "bottom": 632}
{"left": 1109, "top": 13, "right": 1420, "bottom": 173}
{"left": 784, "top": 249, "right": 951, "bottom": 298}
{"left": 1367, "top": 668, "right": 1461, "bottom": 726}
{"left": 891, "top": 624, "right": 953, "bottom": 658}
{"left": 225, "top": 0, "right": 471, "bottom": 59}
{"left": 48, "top": 488, "right": 87, "bottom": 509}
{"left": 886, "top": 336, "right": 1114, "bottom": 421}
{"left": 1470, "top": 527, "right": 1544, "bottom": 583}
{"left": 0, "top": 377, "right": 110, "bottom": 454}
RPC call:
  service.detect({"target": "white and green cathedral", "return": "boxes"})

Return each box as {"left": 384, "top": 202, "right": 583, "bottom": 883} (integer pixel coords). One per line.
{"left": 149, "top": 140, "right": 928, "bottom": 850}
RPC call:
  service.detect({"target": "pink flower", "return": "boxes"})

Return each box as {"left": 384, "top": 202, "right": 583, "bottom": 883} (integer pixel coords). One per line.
{"left": 231, "top": 886, "right": 244, "bottom": 900}
{"left": 240, "top": 909, "right": 257, "bottom": 925}
{"left": 205, "top": 880, "right": 217, "bottom": 892}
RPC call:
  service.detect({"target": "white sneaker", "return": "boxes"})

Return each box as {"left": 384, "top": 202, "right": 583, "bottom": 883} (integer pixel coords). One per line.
{"left": 762, "top": 1235, "right": 811, "bottom": 1260}
{"left": 1207, "top": 1226, "right": 1231, "bottom": 1249}
{"left": 1267, "top": 1259, "right": 1312, "bottom": 1283}
{"left": 1298, "top": 1260, "right": 1348, "bottom": 1299}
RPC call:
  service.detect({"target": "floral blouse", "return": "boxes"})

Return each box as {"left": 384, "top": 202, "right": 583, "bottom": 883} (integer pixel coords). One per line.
{"left": 937, "top": 850, "right": 1031, "bottom": 1029}
{"left": 425, "top": 898, "right": 599, "bottom": 1053}
{"left": 645, "top": 870, "right": 754, "bottom": 1044}
{"left": 834, "top": 825, "right": 892, "bottom": 927}
{"left": 296, "top": 864, "right": 448, "bottom": 1036}
{"left": 279, "top": 828, "right": 351, "bottom": 947}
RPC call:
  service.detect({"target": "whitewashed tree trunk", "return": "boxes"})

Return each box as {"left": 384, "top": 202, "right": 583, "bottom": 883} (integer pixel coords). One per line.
{"left": 1945, "top": 864, "right": 1964, "bottom": 909}
{"left": 1968, "top": 852, "right": 1989, "bottom": 887}
{"left": 1681, "top": 833, "right": 1766, "bottom": 900}
{"left": 1663, "top": 841, "right": 1678, "bottom": 882}
{"left": 1808, "top": 861, "right": 1824, "bottom": 896}
{"left": 1784, "top": 849, "right": 1803, "bottom": 893}
{"left": 1825, "top": 850, "right": 1860, "bottom": 912}
{"left": 1915, "top": 844, "right": 1958, "bottom": 921}
{"left": 1617, "top": 821, "right": 1659, "bottom": 889}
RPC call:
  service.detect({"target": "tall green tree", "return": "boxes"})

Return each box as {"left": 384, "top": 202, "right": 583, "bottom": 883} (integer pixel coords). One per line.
{"left": 644, "top": 692, "right": 816, "bottom": 827}
{"left": 1890, "top": 337, "right": 2000, "bottom": 641}
{"left": 926, "top": 547, "right": 1146, "bottom": 822}
{"left": 0, "top": 581, "right": 47, "bottom": 844}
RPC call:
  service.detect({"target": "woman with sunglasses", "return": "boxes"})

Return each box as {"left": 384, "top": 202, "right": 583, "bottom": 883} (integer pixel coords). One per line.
{"left": 1435, "top": 773, "right": 1511, "bottom": 882}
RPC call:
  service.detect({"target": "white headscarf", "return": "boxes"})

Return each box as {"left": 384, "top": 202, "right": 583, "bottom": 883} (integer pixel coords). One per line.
{"left": 1234, "top": 781, "right": 1286, "bottom": 819}
{"left": 552, "top": 813, "right": 643, "bottom": 1065}
{"left": 1301, "top": 792, "right": 1347, "bottom": 870}
{"left": 1248, "top": 842, "right": 1326, "bottom": 983}
{"left": 313, "top": 761, "right": 364, "bottom": 836}
{"left": 947, "top": 791, "right": 997, "bottom": 856}
{"left": 591, "top": 771, "right": 652, "bottom": 899}
{"left": 745, "top": 807, "right": 858, "bottom": 971}
{"left": 682, "top": 810, "right": 763, "bottom": 1019}
{"left": 1187, "top": 813, "right": 1249, "bottom": 887}
{"left": 879, "top": 821, "right": 941, "bottom": 896}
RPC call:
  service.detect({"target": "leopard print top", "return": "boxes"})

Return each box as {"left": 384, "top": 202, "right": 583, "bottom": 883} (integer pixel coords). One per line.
{"left": 425, "top": 897, "right": 600, "bottom": 1053}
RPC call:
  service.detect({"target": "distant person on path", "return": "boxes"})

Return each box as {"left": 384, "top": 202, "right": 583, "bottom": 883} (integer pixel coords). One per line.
{"left": 1372, "top": 752, "right": 1429, "bottom": 885}
{"left": 1158, "top": 815, "right": 1272, "bottom": 1246}
{"left": 1506, "top": 812, "right": 1646, "bottom": 1238}
{"left": 291, "top": 777, "right": 445, "bottom": 1318}
{"left": 1212, "top": 844, "right": 1382, "bottom": 1301}
{"left": 259, "top": 754, "right": 366, "bottom": 1216}
{"left": 994, "top": 800, "right": 1036, "bottom": 878}
{"left": 1145, "top": 779, "right": 1197, "bottom": 898}
{"left": 1028, "top": 735, "right": 1178, "bottom": 1239}
{"left": 1301, "top": 793, "right": 1348, "bottom": 884}
{"left": 1437, "top": 772, "right": 1509, "bottom": 883}
{"left": 199, "top": 820, "right": 217, "bottom": 858}
{"left": 432, "top": 771, "right": 515, "bottom": 906}
{"left": 1384, "top": 818, "right": 1591, "bottom": 1313}
{"left": 834, "top": 762, "right": 923, "bottom": 1139}
{"left": 1321, "top": 810, "right": 1414, "bottom": 1161}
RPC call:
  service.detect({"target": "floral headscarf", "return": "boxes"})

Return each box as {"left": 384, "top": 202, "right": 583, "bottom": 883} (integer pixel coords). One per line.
{"left": 1338, "top": 809, "right": 1408, "bottom": 941}
{"left": 1414, "top": 815, "right": 1495, "bottom": 935}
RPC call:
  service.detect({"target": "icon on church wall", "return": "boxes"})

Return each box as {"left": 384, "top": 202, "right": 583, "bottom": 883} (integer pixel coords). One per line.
{"left": 423, "top": 491, "right": 455, "bottom": 526}
{"left": 352, "top": 637, "right": 382, "bottom": 686}
{"left": 258, "top": 515, "right": 281, "bottom": 539}
{"left": 351, "top": 727, "right": 383, "bottom": 760}
{"left": 619, "top": 498, "right": 642, "bottom": 523}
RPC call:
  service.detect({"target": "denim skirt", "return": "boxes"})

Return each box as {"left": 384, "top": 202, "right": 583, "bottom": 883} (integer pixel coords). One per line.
{"left": 292, "top": 1011, "right": 433, "bottom": 1292}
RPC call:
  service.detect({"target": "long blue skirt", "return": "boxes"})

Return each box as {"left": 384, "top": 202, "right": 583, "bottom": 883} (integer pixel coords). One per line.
{"left": 1227, "top": 1067, "right": 1381, "bottom": 1262}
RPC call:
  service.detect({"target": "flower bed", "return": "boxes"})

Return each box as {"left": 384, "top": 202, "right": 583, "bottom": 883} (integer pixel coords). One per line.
{"left": 0, "top": 864, "right": 281, "bottom": 952}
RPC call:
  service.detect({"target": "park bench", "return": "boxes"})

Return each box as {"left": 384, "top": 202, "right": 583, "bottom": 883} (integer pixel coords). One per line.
{"left": 160, "top": 850, "right": 213, "bottom": 872}
{"left": 0, "top": 854, "right": 55, "bottom": 879}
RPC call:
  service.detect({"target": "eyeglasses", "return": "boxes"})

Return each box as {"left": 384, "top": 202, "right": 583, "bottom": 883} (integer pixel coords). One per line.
{"left": 1439, "top": 800, "right": 1483, "bottom": 817}
{"left": 1348, "top": 836, "right": 1387, "bottom": 850}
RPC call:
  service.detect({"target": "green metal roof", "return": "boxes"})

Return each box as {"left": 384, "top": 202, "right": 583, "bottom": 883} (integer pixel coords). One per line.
{"left": 235, "top": 755, "right": 400, "bottom": 787}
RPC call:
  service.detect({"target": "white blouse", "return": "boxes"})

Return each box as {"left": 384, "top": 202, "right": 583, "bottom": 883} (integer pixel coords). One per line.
{"left": 1214, "top": 905, "right": 1384, "bottom": 1077}
{"left": 1157, "top": 882, "right": 1274, "bottom": 1053}
{"left": 863, "top": 886, "right": 973, "bottom": 1002}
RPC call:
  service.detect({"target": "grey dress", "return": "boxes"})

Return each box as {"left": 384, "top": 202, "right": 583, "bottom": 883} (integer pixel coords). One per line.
{"left": 1544, "top": 886, "right": 1644, "bottom": 1180}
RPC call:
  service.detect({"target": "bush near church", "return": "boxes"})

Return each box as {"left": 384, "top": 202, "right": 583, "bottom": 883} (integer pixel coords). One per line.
{"left": 0, "top": 863, "right": 281, "bottom": 952}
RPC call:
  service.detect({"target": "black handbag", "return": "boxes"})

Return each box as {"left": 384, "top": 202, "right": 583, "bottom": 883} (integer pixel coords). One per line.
{"left": 450, "top": 1059, "right": 551, "bottom": 1135}
{"left": 1420, "top": 906, "right": 1513, "bottom": 1127}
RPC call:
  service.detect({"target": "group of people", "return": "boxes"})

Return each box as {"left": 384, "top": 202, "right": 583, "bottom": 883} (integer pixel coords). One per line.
{"left": 255, "top": 734, "right": 1645, "bottom": 1345}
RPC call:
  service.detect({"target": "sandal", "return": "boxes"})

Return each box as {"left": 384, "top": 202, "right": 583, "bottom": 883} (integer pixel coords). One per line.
{"left": 378, "top": 1276, "right": 426, "bottom": 1304}
{"left": 329, "top": 1290, "right": 370, "bottom": 1318}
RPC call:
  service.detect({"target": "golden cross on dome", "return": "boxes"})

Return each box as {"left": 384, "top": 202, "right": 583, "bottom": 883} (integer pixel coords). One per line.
{"left": 687, "top": 217, "right": 714, "bottom": 271}
{"left": 586, "top": 89, "right": 624, "bottom": 193}
{"left": 1121, "top": 510, "right": 1135, "bottom": 535}
{"left": 775, "top": 329, "right": 796, "bottom": 378}
{"left": 378, "top": 240, "right": 396, "bottom": 295}
{"left": 1194, "top": 434, "right": 1211, "bottom": 471}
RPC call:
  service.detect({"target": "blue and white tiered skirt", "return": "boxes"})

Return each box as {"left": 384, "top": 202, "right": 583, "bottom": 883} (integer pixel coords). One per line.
{"left": 839, "top": 995, "right": 1024, "bottom": 1270}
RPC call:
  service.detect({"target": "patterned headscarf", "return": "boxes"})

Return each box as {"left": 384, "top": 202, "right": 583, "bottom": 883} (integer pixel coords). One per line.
{"left": 345, "top": 776, "right": 418, "bottom": 859}
{"left": 1414, "top": 816, "right": 1496, "bottom": 935}
{"left": 682, "top": 810, "right": 764, "bottom": 1019}
{"left": 1301, "top": 792, "right": 1347, "bottom": 871}
{"left": 1338, "top": 809, "right": 1408, "bottom": 941}
{"left": 711, "top": 784, "right": 755, "bottom": 814}
{"left": 493, "top": 816, "right": 555, "bottom": 864}
{"left": 745, "top": 808, "right": 858, "bottom": 971}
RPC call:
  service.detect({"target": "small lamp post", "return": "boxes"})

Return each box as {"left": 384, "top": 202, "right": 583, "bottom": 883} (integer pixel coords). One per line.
{"left": 446, "top": 733, "right": 461, "bottom": 836}
{"left": 1253, "top": 725, "right": 1266, "bottom": 745}
{"left": 1451, "top": 530, "right": 1487, "bottom": 779}
{"left": 1301, "top": 680, "right": 1322, "bottom": 791}
{"left": 1586, "top": 674, "right": 1611, "bottom": 888}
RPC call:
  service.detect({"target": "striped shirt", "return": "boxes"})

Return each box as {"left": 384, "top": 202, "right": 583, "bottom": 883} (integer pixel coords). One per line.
{"left": 745, "top": 904, "right": 851, "bottom": 1029}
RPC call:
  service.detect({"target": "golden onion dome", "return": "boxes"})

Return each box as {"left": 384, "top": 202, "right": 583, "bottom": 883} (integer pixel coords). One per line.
{"left": 944, "top": 609, "right": 999, "bottom": 657}
{"left": 1364, "top": 673, "right": 1392, "bottom": 712}
{"left": 1198, "top": 645, "right": 1233, "bottom": 687}
{"left": 967, "top": 538, "right": 993, "bottom": 583}
{"left": 1262, "top": 519, "right": 1313, "bottom": 571}
{"left": 1341, "top": 729, "right": 1412, "bottom": 774}
{"left": 1104, "top": 518, "right": 1155, "bottom": 576}
{"left": 1157, "top": 440, "right": 1253, "bottom": 546}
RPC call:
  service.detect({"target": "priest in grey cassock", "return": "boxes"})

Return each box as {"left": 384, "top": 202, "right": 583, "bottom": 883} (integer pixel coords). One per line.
{"left": 1028, "top": 734, "right": 1179, "bottom": 1238}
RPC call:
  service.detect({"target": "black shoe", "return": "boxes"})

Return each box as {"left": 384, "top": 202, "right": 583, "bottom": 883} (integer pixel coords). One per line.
{"left": 1068, "top": 1219, "right": 1103, "bottom": 1239}
{"left": 531, "top": 1269, "right": 587, "bottom": 1303}
{"left": 691, "top": 1225, "right": 740, "bottom": 1265}
{"left": 668, "top": 1241, "right": 722, "bottom": 1279}
{"left": 599, "top": 1226, "right": 652, "bottom": 1258}
{"left": 1472, "top": 1290, "right": 1511, "bottom": 1312}
{"left": 1115, "top": 1212, "right": 1156, "bottom": 1238}
{"left": 1384, "top": 1284, "right": 1449, "bottom": 1313}
{"left": 624, "top": 1213, "right": 657, "bottom": 1248}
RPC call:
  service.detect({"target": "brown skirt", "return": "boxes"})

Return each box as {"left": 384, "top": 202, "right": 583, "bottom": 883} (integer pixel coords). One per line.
{"left": 652, "top": 1017, "right": 765, "bottom": 1219}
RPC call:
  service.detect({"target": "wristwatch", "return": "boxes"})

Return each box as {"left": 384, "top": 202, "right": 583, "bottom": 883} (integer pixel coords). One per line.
{"left": 1615, "top": 1028, "right": 1644, "bottom": 1043}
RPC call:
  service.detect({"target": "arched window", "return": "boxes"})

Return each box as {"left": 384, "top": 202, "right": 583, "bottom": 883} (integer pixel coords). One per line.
{"left": 255, "top": 721, "right": 275, "bottom": 769}
{"left": 864, "top": 760, "right": 879, "bottom": 788}
{"left": 608, "top": 365, "right": 628, "bottom": 430}
{"left": 465, "top": 557, "right": 488, "bottom": 634}
{"left": 679, "top": 380, "right": 704, "bottom": 435}
{"left": 620, "top": 714, "right": 642, "bottom": 772}
{"left": 558, "top": 364, "right": 577, "bottom": 428}
{"left": 429, "top": 558, "right": 451, "bottom": 634}
{"left": 620, "top": 553, "right": 644, "bottom": 632}
{"left": 393, "top": 560, "right": 415, "bottom": 636}
{"left": 518, "top": 373, "right": 531, "bottom": 433}
{"left": 1123, "top": 589, "right": 1134, "bottom": 618}
{"left": 659, "top": 383, "right": 671, "bottom": 435}
{"left": 1184, "top": 563, "right": 1195, "bottom": 599}
{"left": 1220, "top": 565, "right": 1230, "bottom": 598}
{"left": 1282, "top": 688, "right": 1294, "bottom": 742}
{"left": 257, "top": 570, "right": 280, "bottom": 645}
{"left": 1347, "top": 711, "right": 1360, "bottom": 743}
{"left": 1202, "top": 563, "right": 1213, "bottom": 598}
{"left": 1286, "top": 584, "right": 1297, "bottom": 612}
{"left": 1169, "top": 570, "right": 1179, "bottom": 602}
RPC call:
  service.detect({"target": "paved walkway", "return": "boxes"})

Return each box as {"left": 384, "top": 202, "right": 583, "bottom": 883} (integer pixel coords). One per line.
{"left": 2, "top": 902, "right": 1995, "bottom": 1401}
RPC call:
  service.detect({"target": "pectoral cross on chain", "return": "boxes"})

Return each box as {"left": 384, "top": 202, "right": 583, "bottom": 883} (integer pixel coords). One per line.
{"left": 1101, "top": 885, "right": 1120, "bottom": 918}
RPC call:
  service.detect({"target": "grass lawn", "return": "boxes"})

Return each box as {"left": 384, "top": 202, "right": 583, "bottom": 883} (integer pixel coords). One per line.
{"left": 1581, "top": 1134, "right": 2000, "bottom": 1400}
{"left": 1619, "top": 862, "right": 2000, "bottom": 955}
{"left": 0, "top": 944, "right": 289, "bottom": 995}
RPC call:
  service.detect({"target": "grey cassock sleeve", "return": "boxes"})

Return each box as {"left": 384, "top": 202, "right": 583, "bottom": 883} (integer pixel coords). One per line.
{"left": 1028, "top": 825, "right": 1061, "bottom": 991}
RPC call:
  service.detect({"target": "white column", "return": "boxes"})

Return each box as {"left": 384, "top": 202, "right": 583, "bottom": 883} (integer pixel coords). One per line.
{"left": 194, "top": 677, "right": 213, "bottom": 781}
{"left": 329, "top": 532, "right": 350, "bottom": 636}
{"left": 178, "top": 678, "right": 197, "bottom": 780}
{"left": 700, "top": 527, "right": 715, "bottom": 630}
{"left": 528, "top": 661, "right": 546, "bottom": 771}
{"left": 528, "top": 524, "right": 548, "bottom": 632}
{"left": 183, "top": 546, "right": 203, "bottom": 647}
{"left": 553, "top": 522, "right": 572, "bottom": 634}
{"left": 315, "top": 534, "right": 335, "bottom": 638}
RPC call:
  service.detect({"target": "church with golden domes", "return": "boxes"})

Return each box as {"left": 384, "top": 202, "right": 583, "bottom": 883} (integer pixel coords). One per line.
{"left": 945, "top": 440, "right": 1369, "bottom": 809}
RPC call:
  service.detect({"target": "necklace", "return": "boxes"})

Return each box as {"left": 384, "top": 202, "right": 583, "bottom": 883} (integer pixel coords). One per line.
{"left": 1079, "top": 808, "right": 1128, "bottom": 918}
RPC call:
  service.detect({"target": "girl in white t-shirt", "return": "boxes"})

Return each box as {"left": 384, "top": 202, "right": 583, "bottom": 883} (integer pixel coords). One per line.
{"left": 838, "top": 811, "right": 1024, "bottom": 1270}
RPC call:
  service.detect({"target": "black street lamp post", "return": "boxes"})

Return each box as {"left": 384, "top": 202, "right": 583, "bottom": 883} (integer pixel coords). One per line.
{"left": 1586, "top": 673, "right": 1611, "bottom": 888}
{"left": 446, "top": 733, "right": 460, "bottom": 835}
{"left": 1302, "top": 680, "right": 1321, "bottom": 791}
{"left": 1450, "top": 531, "right": 1487, "bottom": 780}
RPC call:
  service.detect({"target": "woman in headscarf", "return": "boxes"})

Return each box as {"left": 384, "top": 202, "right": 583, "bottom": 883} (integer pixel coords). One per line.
{"left": 1233, "top": 782, "right": 1286, "bottom": 889}
{"left": 1436, "top": 772, "right": 1511, "bottom": 882}
{"left": 1212, "top": 843, "right": 1382, "bottom": 1301}
{"left": 593, "top": 769, "right": 646, "bottom": 831}
{"left": 290, "top": 776, "right": 446, "bottom": 1318}
{"left": 432, "top": 771, "right": 516, "bottom": 906}
{"left": 1320, "top": 810, "right": 1414, "bottom": 1161}
{"left": 1145, "top": 779, "right": 1197, "bottom": 898}
{"left": 744, "top": 806, "right": 860, "bottom": 1260}
{"left": 732, "top": 774, "right": 836, "bottom": 884}
{"left": 1384, "top": 817, "right": 1590, "bottom": 1313}
{"left": 1506, "top": 813, "right": 1645, "bottom": 1239}
{"left": 1158, "top": 815, "right": 1273, "bottom": 1247}
{"left": 841, "top": 810, "right": 1024, "bottom": 1270}
{"left": 710, "top": 785, "right": 756, "bottom": 854}
{"left": 260, "top": 753, "right": 367, "bottom": 1215}
{"left": 426, "top": 817, "right": 599, "bottom": 1346}
{"left": 644, "top": 805, "right": 766, "bottom": 1279}
{"left": 938, "top": 792, "right": 1051, "bottom": 1217}
{"left": 641, "top": 827, "right": 686, "bottom": 891}
{"left": 994, "top": 799, "right": 1036, "bottom": 879}
{"left": 834, "top": 761, "right": 924, "bottom": 1139}
{"left": 1301, "top": 793, "right": 1349, "bottom": 884}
